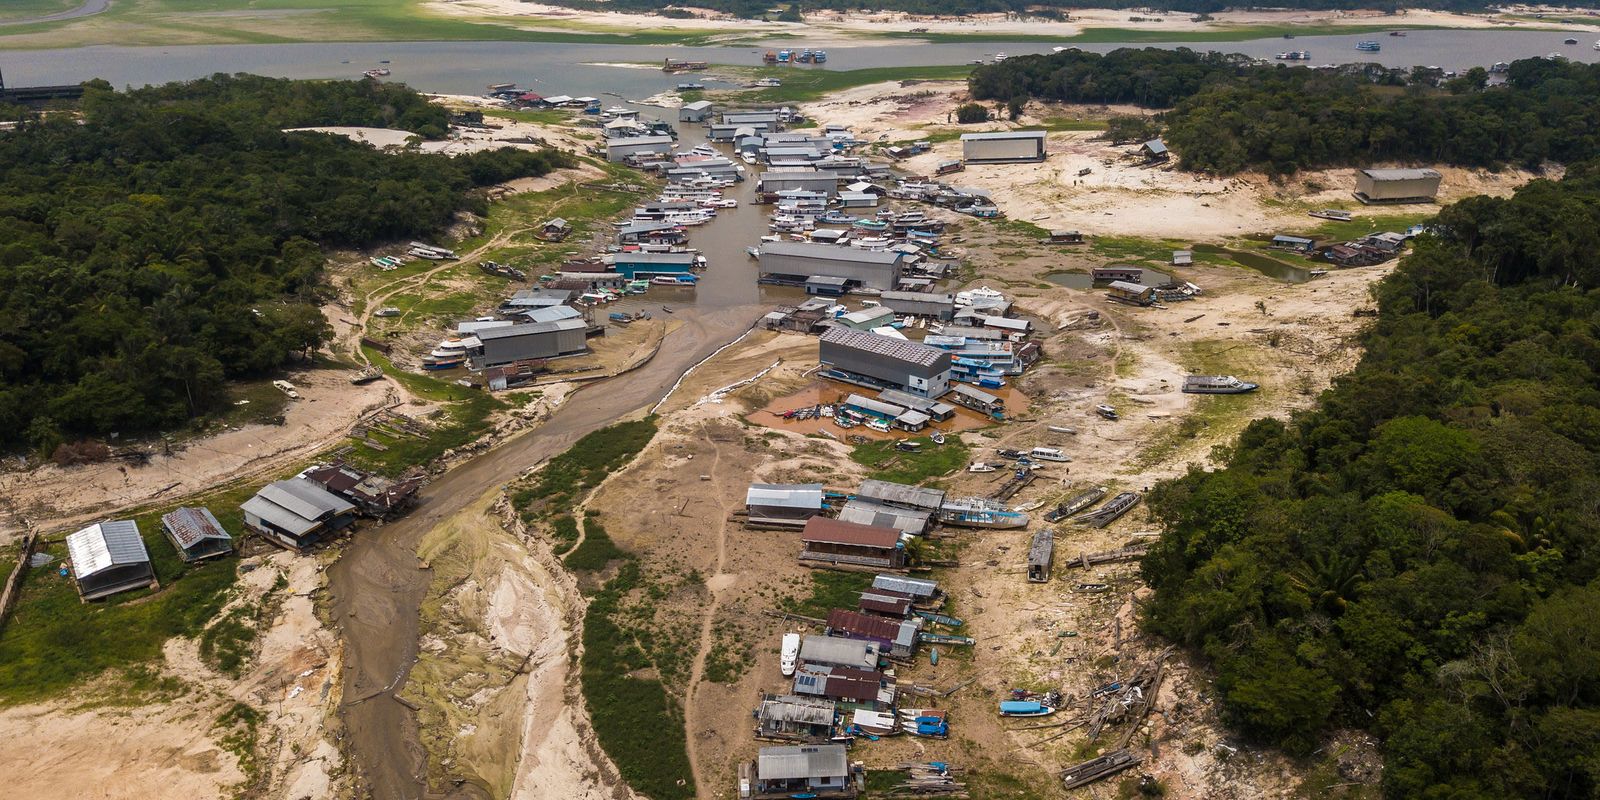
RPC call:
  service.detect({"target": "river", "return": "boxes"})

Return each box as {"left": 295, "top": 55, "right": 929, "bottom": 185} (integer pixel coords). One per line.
{"left": 5, "top": 27, "right": 1598, "bottom": 99}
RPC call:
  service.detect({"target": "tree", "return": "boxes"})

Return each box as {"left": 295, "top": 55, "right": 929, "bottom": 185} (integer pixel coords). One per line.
{"left": 955, "top": 103, "right": 990, "bottom": 124}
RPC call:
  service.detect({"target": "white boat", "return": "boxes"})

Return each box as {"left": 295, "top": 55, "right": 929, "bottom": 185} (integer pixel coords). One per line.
{"left": 1047, "top": 425, "right": 1077, "bottom": 435}
{"left": 1029, "top": 447, "right": 1070, "bottom": 463}
{"left": 780, "top": 632, "right": 800, "bottom": 677}
{"left": 866, "top": 418, "right": 891, "bottom": 433}
{"left": 930, "top": 431, "right": 946, "bottom": 445}
{"left": 423, "top": 338, "right": 469, "bottom": 370}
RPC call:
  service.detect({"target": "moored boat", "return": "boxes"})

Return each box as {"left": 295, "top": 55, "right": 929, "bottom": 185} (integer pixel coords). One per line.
{"left": 938, "top": 497, "right": 1029, "bottom": 529}
{"left": 1182, "top": 375, "right": 1259, "bottom": 394}
{"left": 1044, "top": 486, "right": 1108, "bottom": 523}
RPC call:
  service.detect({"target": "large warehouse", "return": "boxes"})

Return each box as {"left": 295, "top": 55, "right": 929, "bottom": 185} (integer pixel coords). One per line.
{"left": 466, "top": 319, "right": 589, "bottom": 369}
{"left": 759, "top": 241, "right": 904, "bottom": 290}
{"left": 604, "top": 135, "right": 674, "bottom": 163}
{"left": 961, "top": 130, "right": 1046, "bottom": 164}
{"left": 1354, "top": 168, "right": 1441, "bottom": 204}
{"left": 757, "top": 171, "right": 839, "bottom": 196}
{"left": 819, "top": 327, "right": 952, "bottom": 398}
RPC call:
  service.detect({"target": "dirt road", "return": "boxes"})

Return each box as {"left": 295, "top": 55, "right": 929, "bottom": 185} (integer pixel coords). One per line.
{"left": 329, "top": 302, "right": 766, "bottom": 799}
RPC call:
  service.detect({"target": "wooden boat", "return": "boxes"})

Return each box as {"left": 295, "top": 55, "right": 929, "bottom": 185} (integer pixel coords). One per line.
{"left": 917, "top": 632, "right": 975, "bottom": 646}
{"left": 998, "top": 700, "right": 1056, "bottom": 718}
{"left": 913, "top": 610, "right": 963, "bottom": 627}
{"left": 1047, "top": 425, "right": 1077, "bottom": 435}
{"left": 1095, "top": 404, "right": 1119, "bottom": 421}
{"left": 1308, "top": 209, "right": 1352, "bottom": 221}
{"left": 1182, "top": 375, "right": 1259, "bottom": 394}
{"left": 1045, "top": 486, "right": 1108, "bottom": 523}
{"left": 1073, "top": 491, "right": 1141, "bottom": 528}
{"left": 349, "top": 365, "right": 384, "bottom": 385}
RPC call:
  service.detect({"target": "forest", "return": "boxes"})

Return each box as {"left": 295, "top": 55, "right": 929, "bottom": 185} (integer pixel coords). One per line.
{"left": 1142, "top": 163, "right": 1600, "bottom": 798}
{"left": 971, "top": 50, "right": 1600, "bottom": 174}
{"left": 0, "top": 75, "right": 569, "bottom": 452}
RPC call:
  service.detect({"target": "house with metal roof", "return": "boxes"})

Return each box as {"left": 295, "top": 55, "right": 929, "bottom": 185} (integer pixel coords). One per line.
{"left": 604, "top": 251, "right": 698, "bottom": 279}
{"left": 1354, "top": 167, "right": 1441, "bottom": 204}
{"left": 678, "top": 99, "right": 714, "bottom": 122}
{"left": 960, "top": 130, "right": 1046, "bottom": 163}
{"left": 747, "top": 744, "right": 854, "bottom": 799}
{"left": 826, "top": 608, "right": 922, "bottom": 658}
{"left": 857, "top": 590, "right": 912, "bottom": 618}
{"left": 466, "top": 319, "right": 589, "bottom": 369}
{"left": 877, "top": 291, "right": 955, "bottom": 321}
{"left": 159, "top": 507, "right": 233, "bottom": 563}
{"left": 604, "top": 134, "right": 674, "bottom": 163}
{"left": 791, "top": 663, "right": 890, "bottom": 707}
{"left": 798, "top": 633, "right": 881, "bottom": 670}
{"left": 1141, "top": 138, "right": 1169, "bottom": 161}
{"left": 836, "top": 499, "right": 932, "bottom": 537}
{"left": 818, "top": 327, "right": 950, "bottom": 399}
{"left": 66, "top": 520, "right": 156, "bottom": 600}
{"left": 302, "top": 464, "right": 423, "bottom": 518}
{"left": 760, "top": 241, "right": 903, "bottom": 290}
{"left": 1271, "top": 234, "right": 1316, "bottom": 253}
{"left": 755, "top": 694, "right": 838, "bottom": 741}
{"left": 241, "top": 478, "right": 357, "bottom": 550}
{"left": 871, "top": 574, "right": 941, "bottom": 603}
{"left": 834, "top": 306, "right": 896, "bottom": 332}
{"left": 799, "top": 517, "right": 905, "bottom": 569}
{"left": 857, "top": 479, "right": 946, "bottom": 513}
{"left": 745, "top": 483, "right": 826, "bottom": 528}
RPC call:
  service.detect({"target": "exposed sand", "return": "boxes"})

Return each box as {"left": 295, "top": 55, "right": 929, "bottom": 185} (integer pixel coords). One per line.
{"left": 424, "top": 1, "right": 1592, "bottom": 42}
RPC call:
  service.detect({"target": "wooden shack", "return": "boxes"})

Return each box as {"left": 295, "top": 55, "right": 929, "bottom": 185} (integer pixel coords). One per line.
{"left": 1028, "top": 528, "right": 1054, "bottom": 583}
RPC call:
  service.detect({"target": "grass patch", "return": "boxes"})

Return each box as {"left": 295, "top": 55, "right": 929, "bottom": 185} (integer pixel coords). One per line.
{"left": 1040, "top": 117, "right": 1110, "bottom": 132}
{"left": 549, "top": 514, "right": 581, "bottom": 555}
{"left": 1091, "top": 234, "right": 1190, "bottom": 264}
{"left": 849, "top": 434, "right": 969, "bottom": 485}
{"left": 726, "top": 64, "right": 975, "bottom": 103}
{"left": 214, "top": 701, "right": 264, "bottom": 787}
{"left": 993, "top": 217, "right": 1050, "bottom": 240}
{"left": 1306, "top": 211, "right": 1433, "bottom": 242}
{"left": 511, "top": 417, "right": 658, "bottom": 519}
{"left": 563, "top": 514, "right": 626, "bottom": 571}
{"left": 483, "top": 108, "right": 575, "bottom": 126}
{"left": 880, "top": 21, "right": 1451, "bottom": 45}
{"left": 198, "top": 601, "right": 265, "bottom": 678}
{"left": 346, "top": 348, "right": 503, "bottom": 477}
{"left": 1132, "top": 339, "right": 1268, "bottom": 469}
{"left": 782, "top": 570, "right": 873, "bottom": 619}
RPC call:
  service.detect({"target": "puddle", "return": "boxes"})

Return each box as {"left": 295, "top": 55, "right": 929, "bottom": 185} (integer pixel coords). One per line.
{"left": 1193, "top": 245, "right": 1313, "bottom": 283}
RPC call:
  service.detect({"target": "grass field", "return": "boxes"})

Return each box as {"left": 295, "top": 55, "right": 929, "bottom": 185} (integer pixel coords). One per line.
{"left": 849, "top": 434, "right": 970, "bottom": 485}
{"left": 729, "top": 64, "right": 976, "bottom": 103}
{"left": 0, "top": 0, "right": 78, "bottom": 22}
{"left": 878, "top": 22, "right": 1455, "bottom": 45}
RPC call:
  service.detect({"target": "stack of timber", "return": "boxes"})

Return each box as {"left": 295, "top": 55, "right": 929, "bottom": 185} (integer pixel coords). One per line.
{"left": 1060, "top": 749, "right": 1142, "bottom": 790}
{"left": 1073, "top": 491, "right": 1140, "bottom": 528}
{"left": 1086, "top": 647, "right": 1173, "bottom": 744}
{"left": 880, "top": 762, "right": 968, "bottom": 797}
{"left": 989, "top": 468, "right": 1037, "bottom": 502}
{"left": 1065, "top": 544, "right": 1148, "bottom": 571}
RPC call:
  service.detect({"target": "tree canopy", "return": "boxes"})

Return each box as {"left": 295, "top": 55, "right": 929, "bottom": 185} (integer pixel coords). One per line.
{"left": 0, "top": 75, "right": 570, "bottom": 452}
{"left": 1142, "top": 162, "right": 1600, "bottom": 797}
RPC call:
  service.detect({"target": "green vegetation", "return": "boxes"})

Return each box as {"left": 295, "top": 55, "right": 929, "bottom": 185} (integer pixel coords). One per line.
{"left": 782, "top": 570, "right": 873, "bottom": 619}
{"left": 213, "top": 702, "right": 264, "bottom": 787}
{"left": 0, "top": 75, "right": 567, "bottom": 452}
{"left": 1143, "top": 163, "right": 1600, "bottom": 797}
{"left": 973, "top": 49, "right": 1600, "bottom": 174}
{"left": 563, "top": 514, "right": 627, "bottom": 572}
{"left": 511, "top": 417, "right": 659, "bottom": 518}
{"left": 849, "top": 435, "right": 969, "bottom": 484}
{"left": 955, "top": 102, "right": 990, "bottom": 124}
{"left": 0, "top": 0, "right": 76, "bottom": 22}
{"left": 731, "top": 64, "right": 975, "bottom": 103}
{"left": 198, "top": 601, "right": 266, "bottom": 677}
{"left": 0, "top": 480, "right": 265, "bottom": 704}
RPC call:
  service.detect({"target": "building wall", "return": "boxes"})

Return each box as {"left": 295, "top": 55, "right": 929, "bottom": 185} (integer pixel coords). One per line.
{"left": 820, "top": 339, "right": 951, "bottom": 398}
{"left": 760, "top": 252, "right": 900, "bottom": 290}
{"left": 759, "top": 174, "right": 839, "bottom": 196}
{"left": 474, "top": 328, "right": 588, "bottom": 368}
{"left": 879, "top": 295, "right": 954, "bottom": 320}
{"left": 605, "top": 140, "right": 673, "bottom": 163}
{"left": 963, "top": 136, "right": 1044, "bottom": 163}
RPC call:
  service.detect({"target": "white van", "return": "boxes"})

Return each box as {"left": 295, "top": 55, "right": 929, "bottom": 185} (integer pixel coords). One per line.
{"left": 1029, "top": 447, "right": 1070, "bottom": 462}
{"left": 780, "top": 632, "right": 801, "bottom": 677}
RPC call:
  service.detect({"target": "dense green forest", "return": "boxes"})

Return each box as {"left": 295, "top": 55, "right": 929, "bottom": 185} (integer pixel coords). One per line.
{"left": 543, "top": 0, "right": 1500, "bottom": 20}
{"left": 0, "top": 75, "right": 569, "bottom": 452}
{"left": 1142, "top": 164, "right": 1600, "bottom": 798}
{"left": 972, "top": 50, "right": 1600, "bottom": 174}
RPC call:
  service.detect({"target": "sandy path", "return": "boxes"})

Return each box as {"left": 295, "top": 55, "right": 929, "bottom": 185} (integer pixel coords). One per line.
{"left": 681, "top": 420, "right": 736, "bottom": 799}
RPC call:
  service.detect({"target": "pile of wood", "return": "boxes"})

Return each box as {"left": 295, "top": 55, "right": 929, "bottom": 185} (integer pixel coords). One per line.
{"left": 1060, "top": 748, "right": 1142, "bottom": 790}
{"left": 989, "top": 468, "right": 1037, "bottom": 502}
{"left": 1063, "top": 544, "right": 1148, "bottom": 571}
{"left": 879, "top": 763, "right": 968, "bottom": 797}
{"left": 1087, "top": 646, "right": 1172, "bottom": 746}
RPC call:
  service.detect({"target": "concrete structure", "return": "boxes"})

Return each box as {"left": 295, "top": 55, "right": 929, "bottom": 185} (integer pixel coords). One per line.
{"left": 678, "top": 99, "right": 714, "bottom": 122}
{"left": 748, "top": 745, "right": 853, "bottom": 799}
{"left": 760, "top": 242, "right": 903, "bottom": 290}
{"left": 1355, "top": 168, "right": 1441, "bottom": 204}
{"left": 758, "top": 172, "right": 839, "bottom": 196}
{"left": 961, "top": 130, "right": 1046, "bottom": 163}
{"left": 242, "top": 478, "right": 357, "bottom": 550}
{"left": 746, "top": 483, "right": 826, "bottom": 527}
{"left": 159, "top": 507, "right": 233, "bottom": 562}
{"left": 818, "top": 328, "right": 951, "bottom": 399}
{"left": 605, "top": 251, "right": 697, "bottom": 279}
{"left": 799, "top": 517, "right": 905, "bottom": 569}
{"left": 466, "top": 319, "right": 589, "bottom": 370}
{"left": 878, "top": 291, "right": 955, "bottom": 320}
{"left": 66, "top": 520, "right": 156, "bottom": 600}
{"left": 604, "top": 135, "right": 674, "bottom": 163}
{"left": 826, "top": 609, "right": 922, "bottom": 658}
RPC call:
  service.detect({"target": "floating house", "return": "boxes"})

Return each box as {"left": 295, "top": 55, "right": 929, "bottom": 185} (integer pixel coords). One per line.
{"left": 758, "top": 172, "right": 839, "bottom": 197}
{"left": 799, "top": 517, "right": 905, "bottom": 569}
{"left": 605, "top": 251, "right": 698, "bottom": 279}
{"left": 1354, "top": 167, "right": 1441, "bottom": 204}
{"left": 744, "top": 744, "right": 855, "bottom": 800}
{"left": 466, "top": 319, "right": 589, "bottom": 369}
{"left": 857, "top": 478, "right": 946, "bottom": 514}
{"left": 836, "top": 498, "right": 933, "bottom": 537}
{"left": 1028, "top": 528, "right": 1054, "bottom": 583}
{"left": 1141, "top": 138, "right": 1170, "bottom": 162}
{"left": 66, "top": 520, "right": 156, "bottom": 600}
{"left": 746, "top": 483, "right": 826, "bottom": 528}
{"left": 878, "top": 291, "right": 955, "bottom": 321}
{"left": 871, "top": 574, "right": 942, "bottom": 606}
{"left": 826, "top": 608, "right": 922, "bottom": 658}
{"left": 302, "top": 464, "right": 422, "bottom": 518}
{"left": 1172, "top": 250, "right": 1193, "bottom": 266}
{"left": 857, "top": 589, "right": 914, "bottom": 618}
{"left": 948, "top": 383, "right": 1005, "bottom": 419}
{"left": 604, "top": 135, "right": 675, "bottom": 163}
{"left": 792, "top": 663, "right": 890, "bottom": 706}
{"left": 804, "top": 275, "right": 850, "bottom": 297}
{"left": 1106, "top": 280, "right": 1156, "bottom": 306}
{"left": 242, "top": 478, "right": 358, "bottom": 550}
{"left": 798, "top": 633, "right": 882, "bottom": 671}
{"left": 755, "top": 695, "right": 838, "bottom": 741}
{"left": 1270, "top": 234, "right": 1316, "bottom": 254}
{"left": 159, "top": 507, "right": 233, "bottom": 563}
{"left": 960, "top": 130, "right": 1047, "bottom": 164}
{"left": 818, "top": 328, "right": 950, "bottom": 399}
{"left": 761, "top": 242, "right": 904, "bottom": 290}
{"left": 679, "top": 100, "right": 715, "bottom": 122}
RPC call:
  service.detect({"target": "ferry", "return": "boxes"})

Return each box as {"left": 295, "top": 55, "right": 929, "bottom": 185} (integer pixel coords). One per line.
{"left": 1182, "top": 375, "right": 1259, "bottom": 394}
{"left": 422, "top": 338, "right": 468, "bottom": 370}
{"left": 1356, "top": 41, "right": 1381, "bottom": 52}
{"left": 1275, "top": 50, "right": 1311, "bottom": 61}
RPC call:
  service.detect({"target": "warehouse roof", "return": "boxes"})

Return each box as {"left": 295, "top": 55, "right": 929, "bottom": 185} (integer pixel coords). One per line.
{"left": 257, "top": 478, "right": 353, "bottom": 522}
{"left": 609, "top": 251, "right": 697, "bottom": 265}
{"left": 682, "top": 100, "right": 713, "bottom": 111}
{"left": 1361, "top": 168, "right": 1441, "bottom": 180}
{"left": 757, "top": 744, "right": 848, "bottom": 781}
{"left": 879, "top": 290, "right": 954, "bottom": 306}
{"left": 746, "top": 483, "right": 824, "bottom": 510}
{"left": 67, "top": 520, "right": 149, "bottom": 577}
{"left": 475, "top": 318, "right": 586, "bottom": 340}
{"left": 857, "top": 478, "right": 946, "bottom": 512}
{"left": 872, "top": 574, "right": 938, "bottom": 599}
{"left": 800, "top": 516, "right": 901, "bottom": 548}
{"left": 798, "top": 634, "right": 881, "bottom": 669}
{"left": 520, "top": 306, "right": 582, "bottom": 324}
{"left": 844, "top": 393, "right": 906, "bottom": 418}
{"left": 960, "top": 130, "right": 1046, "bottom": 141}
{"left": 837, "top": 499, "right": 930, "bottom": 535}
{"left": 820, "top": 327, "right": 944, "bottom": 368}
{"left": 838, "top": 306, "right": 895, "bottom": 326}
{"left": 604, "top": 135, "right": 674, "bottom": 147}
{"left": 764, "top": 240, "right": 901, "bottom": 266}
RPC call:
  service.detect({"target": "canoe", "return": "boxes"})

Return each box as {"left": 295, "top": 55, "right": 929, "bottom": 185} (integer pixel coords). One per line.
{"left": 999, "top": 700, "right": 1056, "bottom": 717}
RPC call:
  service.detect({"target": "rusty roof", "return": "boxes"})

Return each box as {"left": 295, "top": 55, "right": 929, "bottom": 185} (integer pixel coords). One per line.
{"left": 799, "top": 517, "right": 901, "bottom": 549}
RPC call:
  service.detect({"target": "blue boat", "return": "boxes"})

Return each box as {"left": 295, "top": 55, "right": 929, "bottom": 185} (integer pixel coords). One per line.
{"left": 814, "top": 50, "right": 827, "bottom": 63}
{"left": 1356, "top": 41, "right": 1381, "bottom": 52}
{"left": 999, "top": 700, "right": 1056, "bottom": 717}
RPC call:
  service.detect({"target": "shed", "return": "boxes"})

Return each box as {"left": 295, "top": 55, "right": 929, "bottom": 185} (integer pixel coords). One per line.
{"left": 960, "top": 130, "right": 1046, "bottom": 164}
{"left": 540, "top": 218, "right": 572, "bottom": 241}
{"left": 1172, "top": 250, "right": 1193, "bottom": 266}
{"left": 678, "top": 99, "right": 714, "bottom": 122}
{"left": 837, "top": 499, "right": 932, "bottom": 537}
{"left": 1027, "top": 528, "right": 1054, "bottom": 583}
{"left": 1354, "top": 167, "right": 1441, "bottom": 204}
{"left": 160, "top": 507, "right": 233, "bottom": 562}
{"left": 871, "top": 574, "right": 940, "bottom": 603}
{"left": 798, "top": 517, "right": 905, "bottom": 569}
{"left": 1141, "top": 138, "right": 1169, "bottom": 161}
{"left": 857, "top": 478, "right": 946, "bottom": 512}
{"left": 66, "top": 520, "right": 156, "bottom": 600}
{"left": 1106, "top": 280, "right": 1156, "bottom": 306}
{"left": 756, "top": 695, "right": 838, "bottom": 741}
{"left": 746, "top": 483, "right": 825, "bottom": 527}
{"left": 1270, "top": 234, "right": 1316, "bottom": 253}
{"left": 835, "top": 306, "right": 896, "bottom": 331}
{"left": 242, "top": 478, "right": 358, "bottom": 550}
{"left": 798, "top": 633, "right": 881, "bottom": 670}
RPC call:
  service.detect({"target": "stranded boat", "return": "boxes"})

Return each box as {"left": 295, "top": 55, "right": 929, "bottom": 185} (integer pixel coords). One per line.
{"left": 1044, "top": 487, "right": 1108, "bottom": 523}
{"left": 1182, "top": 375, "right": 1260, "bottom": 394}
{"left": 1074, "top": 491, "right": 1141, "bottom": 528}
{"left": 938, "top": 497, "right": 1029, "bottom": 529}
{"left": 998, "top": 700, "right": 1055, "bottom": 718}
{"left": 422, "top": 338, "right": 468, "bottom": 370}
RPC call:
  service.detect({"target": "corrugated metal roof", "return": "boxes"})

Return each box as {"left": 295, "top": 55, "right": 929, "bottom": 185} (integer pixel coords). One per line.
{"left": 843, "top": 393, "right": 906, "bottom": 418}
{"left": 872, "top": 574, "right": 938, "bottom": 598}
{"left": 837, "top": 499, "right": 931, "bottom": 535}
{"left": 757, "top": 745, "right": 849, "bottom": 781}
{"left": 476, "top": 319, "right": 586, "bottom": 340}
{"left": 604, "top": 135, "right": 674, "bottom": 147}
{"left": 746, "top": 483, "right": 824, "bottom": 510}
{"left": 758, "top": 695, "right": 836, "bottom": 726}
{"left": 857, "top": 478, "right": 946, "bottom": 511}
{"left": 879, "top": 290, "right": 954, "bottom": 306}
{"left": 800, "top": 516, "right": 901, "bottom": 548}
{"left": 839, "top": 307, "right": 895, "bottom": 326}
{"left": 798, "top": 634, "right": 880, "bottom": 669}
{"left": 959, "top": 130, "right": 1047, "bottom": 141}
{"left": 160, "top": 507, "right": 231, "bottom": 549}
{"left": 1361, "top": 168, "right": 1440, "bottom": 180}
{"left": 258, "top": 479, "right": 354, "bottom": 521}
{"left": 242, "top": 495, "right": 318, "bottom": 536}
{"left": 66, "top": 520, "right": 149, "bottom": 577}
{"left": 820, "top": 327, "right": 944, "bottom": 368}
{"left": 609, "top": 251, "right": 697, "bottom": 265}
{"left": 682, "top": 100, "right": 713, "bottom": 111}
{"left": 522, "top": 306, "right": 582, "bottom": 324}
{"left": 762, "top": 240, "right": 902, "bottom": 266}
{"left": 951, "top": 384, "right": 1000, "bottom": 404}
{"left": 1142, "top": 138, "right": 1168, "bottom": 154}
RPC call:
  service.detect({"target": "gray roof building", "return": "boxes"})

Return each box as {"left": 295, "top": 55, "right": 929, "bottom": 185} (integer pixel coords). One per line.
{"left": 818, "top": 328, "right": 951, "bottom": 398}
{"left": 760, "top": 241, "right": 903, "bottom": 291}
{"left": 746, "top": 483, "right": 826, "bottom": 526}
{"left": 835, "top": 306, "right": 896, "bottom": 331}
{"left": 160, "top": 507, "right": 233, "bottom": 562}
{"left": 871, "top": 574, "right": 939, "bottom": 600}
{"left": 961, "top": 130, "right": 1047, "bottom": 163}
{"left": 678, "top": 99, "right": 714, "bottom": 122}
{"left": 242, "top": 478, "right": 357, "bottom": 550}
{"left": 798, "top": 633, "right": 880, "bottom": 670}
{"left": 66, "top": 520, "right": 156, "bottom": 600}
{"left": 878, "top": 291, "right": 955, "bottom": 321}
{"left": 857, "top": 478, "right": 946, "bottom": 512}
{"left": 837, "top": 499, "right": 932, "bottom": 537}
{"left": 604, "top": 135, "right": 675, "bottom": 163}
{"left": 757, "top": 744, "right": 850, "bottom": 783}
{"left": 467, "top": 318, "right": 589, "bottom": 370}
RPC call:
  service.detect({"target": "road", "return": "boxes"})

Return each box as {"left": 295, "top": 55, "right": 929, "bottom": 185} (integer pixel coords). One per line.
{"left": 0, "top": 0, "right": 111, "bottom": 26}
